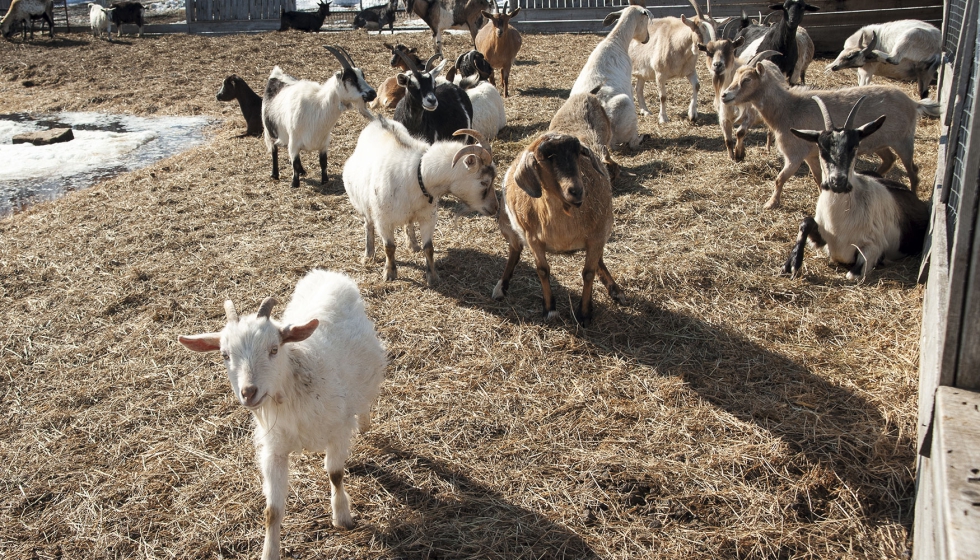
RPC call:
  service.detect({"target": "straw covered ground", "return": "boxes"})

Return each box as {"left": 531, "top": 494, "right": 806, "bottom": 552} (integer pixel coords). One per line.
{"left": 0, "top": 27, "right": 936, "bottom": 559}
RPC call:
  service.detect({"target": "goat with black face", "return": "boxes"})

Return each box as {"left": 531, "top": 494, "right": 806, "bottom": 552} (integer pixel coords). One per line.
{"left": 392, "top": 51, "right": 473, "bottom": 143}
{"left": 782, "top": 96, "right": 929, "bottom": 281}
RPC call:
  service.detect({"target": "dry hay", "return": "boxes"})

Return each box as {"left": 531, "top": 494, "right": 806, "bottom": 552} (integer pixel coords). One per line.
{"left": 0, "top": 27, "right": 935, "bottom": 559}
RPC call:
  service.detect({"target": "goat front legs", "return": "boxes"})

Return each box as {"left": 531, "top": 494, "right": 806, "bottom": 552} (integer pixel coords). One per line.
{"left": 782, "top": 216, "right": 825, "bottom": 277}
{"left": 260, "top": 452, "right": 289, "bottom": 560}
{"left": 501, "top": 64, "right": 512, "bottom": 98}
{"left": 529, "top": 242, "right": 557, "bottom": 320}
{"left": 767, "top": 153, "right": 821, "bottom": 209}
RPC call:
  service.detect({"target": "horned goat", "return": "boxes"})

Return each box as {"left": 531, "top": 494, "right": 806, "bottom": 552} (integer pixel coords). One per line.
{"left": 474, "top": 7, "right": 522, "bottom": 97}
{"left": 178, "top": 269, "right": 386, "bottom": 560}
{"left": 736, "top": 14, "right": 814, "bottom": 85}
{"left": 782, "top": 96, "right": 929, "bottom": 280}
{"left": 392, "top": 51, "right": 473, "bottom": 143}
{"left": 406, "top": 0, "right": 492, "bottom": 57}
{"left": 371, "top": 43, "right": 424, "bottom": 110}
{"left": 262, "top": 46, "right": 377, "bottom": 189}
{"left": 697, "top": 43, "right": 772, "bottom": 161}
{"left": 570, "top": 5, "right": 652, "bottom": 149}
{"left": 1, "top": 0, "right": 53, "bottom": 40}
{"left": 734, "top": 0, "right": 817, "bottom": 84}
{"left": 549, "top": 85, "right": 620, "bottom": 180}
{"left": 628, "top": 0, "right": 721, "bottom": 123}
{"left": 493, "top": 132, "right": 626, "bottom": 326}
{"left": 826, "top": 20, "right": 941, "bottom": 99}
{"left": 217, "top": 74, "right": 263, "bottom": 138}
{"left": 342, "top": 120, "right": 497, "bottom": 286}
{"left": 279, "top": 0, "right": 331, "bottom": 32}
{"left": 721, "top": 59, "right": 939, "bottom": 208}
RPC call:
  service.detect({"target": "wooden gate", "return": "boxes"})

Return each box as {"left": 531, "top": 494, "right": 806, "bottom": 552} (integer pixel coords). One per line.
{"left": 184, "top": 0, "right": 296, "bottom": 32}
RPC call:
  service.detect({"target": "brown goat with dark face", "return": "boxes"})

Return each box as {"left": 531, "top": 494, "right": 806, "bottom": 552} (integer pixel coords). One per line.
{"left": 493, "top": 133, "right": 626, "bottom": 326}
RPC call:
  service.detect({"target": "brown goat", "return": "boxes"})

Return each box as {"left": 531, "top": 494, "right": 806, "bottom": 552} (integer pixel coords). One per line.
{"left": 475, "top": 8, "right": 522, "bottom": 97}
{"left": 371, "top": 43, "right": 424, "bottom": 110}
{"left": 549, "top": 87, "right": 620, "bottom": 180}
{"left": 493, "top": 133, "right": 626, "bottom": 326}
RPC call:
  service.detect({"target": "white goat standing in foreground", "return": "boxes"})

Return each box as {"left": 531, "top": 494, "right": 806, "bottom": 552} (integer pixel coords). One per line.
{"left": 179, "top": 269, "right": 386, "bottom": 560}
{"left": 571, "top": 5, "right": 652, "bottom": 149}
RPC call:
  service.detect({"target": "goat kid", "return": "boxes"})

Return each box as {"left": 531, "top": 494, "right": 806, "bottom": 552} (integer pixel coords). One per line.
{"left": 217, "top": 75, "right": 264, "bottom": 137}
{"left": 262, "top": 46, "right": 376, "bottom": 189}
{"left": 783, "top": 96, "right": 929, "bottom": 280}
{"left": 494, "top": 133, "right": 626, "bottom": 326}
{"left": 178, "top": 269, "right": 385, "bottom": 560}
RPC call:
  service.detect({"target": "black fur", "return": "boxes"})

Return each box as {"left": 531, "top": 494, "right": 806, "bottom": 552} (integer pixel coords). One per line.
{"left": 109, "top": 2, "right": 144, "bottom": 30}
{"left": 279, "top": 1, "right": 331, "bottom": 32}
{"left": 735, "top": 0, "right": 817, "bottom": 80}
{"left": 216, "top": 75, "right": 264, "bottom": 137}
{"left": 394, "top": 76, "right": 473, "bottom": 143}
{"left": 353, "top": 0, "right": 397, "bottom": 33}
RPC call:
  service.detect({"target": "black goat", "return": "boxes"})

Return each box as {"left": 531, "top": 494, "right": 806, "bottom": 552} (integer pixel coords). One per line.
{"left": 393, "top": 52, "right": 473, "bottom": 143}
{"left": 108, "top": 1, "right": 145, "bottom": 37}
{"left": 279, "top": 0, "right": 331, "bottom": 32}
{"left": 352, "top": 0, "right": 397, "bottom": 34}
{"left": 216, "top": 75, "right": 263, "bottom": 138}
{"left": 445, "top": 49, "right": 493, "bottom": 88}
{"left": 735, "top": 0, "right": 817, "bottom": 81}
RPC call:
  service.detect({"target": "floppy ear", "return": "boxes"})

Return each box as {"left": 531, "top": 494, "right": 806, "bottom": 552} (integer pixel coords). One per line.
{"left": 513, "top": 152, "right": 543, "bottom": 198}
{"left": 281, "top": 319, "right": 319, "bottom": 344}
{"left": 789, "top": 128, "right": 821, "bottom": 143}
{"left": 602, "top": 10, "right": 622, "bottom": 27}
{"left": 856, "top": 115, "right": 886, "bottom": 140}
{"left": 178, "top": 333, "right": 222, "bottom": 353}
{"left": 445, "top": 66, "right": 457, "bottom": 83}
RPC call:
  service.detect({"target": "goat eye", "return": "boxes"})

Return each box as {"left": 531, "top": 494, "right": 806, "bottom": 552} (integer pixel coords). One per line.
{"left": 270, "top": 346, "right": 278, "bottom": 356}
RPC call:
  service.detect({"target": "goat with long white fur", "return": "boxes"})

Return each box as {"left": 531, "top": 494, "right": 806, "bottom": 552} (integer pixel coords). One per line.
{"left": 262, "top": 46, "right": 377, "bottom": 189}
{"left": 570, "top": 5, "right": 652, "bottom": 149}
{"left": 629, "top": 0, "right": 719, "bottom": 123}
{"left": 178, "top": 269, "right": 386, "bottom": 560}
{"left": 721, "top": 58, "right": 939, "bottom": 208}
{"left": 782, "top": 96, "right": 929, "bottom": 280}
{"left": 463, "top": 79, "right": 507, "bottom": 140}
{"left": 89, "top": 3, "right": 114, "bottom": 41}
{"left": 343, "top": 119, "right": 497, "bottom": 286}
{"left": 826, "top": 20, "right": 941, "bottom": 99}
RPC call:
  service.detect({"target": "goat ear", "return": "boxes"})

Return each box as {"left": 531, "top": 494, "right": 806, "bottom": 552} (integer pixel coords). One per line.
{"left": 804, "top": 4, "right": 819, "bottom": 10}
{"left": 789, "top": 128, "right": 820, "bottom": 143}
{"left": 856, "top": 115, "right": 886, "bottom": 140}
{"left": 602, "top": 10, "right": 622, "bottom": 27}
{"left": 733, "top": 35, "right": 744, "bottom": 47}
{"left": 178, "top": 334, "right": 222, "bottom": 353}
{"left": 579, "top": 145, "right": 605, "bottom": 178}
{"left": 396, "top": 73, "right": 410, "bottom": 87}
{"left": 697, "top": 42, "right": 707, "bottom": 52}
{"left": 874, "top": 50, "right": 898, "bottom": 64}
{"left": 513, "top": 152, "right": 543, "bottom": 198}
{"left": 281, "top": 319, "right": 319, "bottom": 344}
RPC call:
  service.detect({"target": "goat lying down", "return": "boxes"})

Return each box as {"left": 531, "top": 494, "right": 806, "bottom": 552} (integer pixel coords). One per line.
{"left": 782, "top": 96, "right": 929, "bottom": 280}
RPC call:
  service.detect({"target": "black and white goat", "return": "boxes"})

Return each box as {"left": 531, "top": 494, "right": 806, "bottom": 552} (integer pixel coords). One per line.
{"left": 262, "top": 46, "right": 376, "bottom": 189}
{"left": 1, "top": 0, "right": 54, "bottom": 40}
{"left": 108, "top": 1, "right": 144, "bottom": 38}
{"left": 352, "top": 0, "right": 397, "bottom": 33}
{"left": 217, "top": 75, "right": 263, "bottom": 137}
{"left": 782, "top": 96, "right": 929, "bottom": 281}
{"left": 392, "top": 51, "right": 473, "bottom": 143}
{"left": 406, "top": 0, "right": 491, "bottom": 56}
{"left": 279, "top": 0, "right": 331, "bottom": 32}
{"left": 734, "top": 0, "right": 817, "bottom": 84}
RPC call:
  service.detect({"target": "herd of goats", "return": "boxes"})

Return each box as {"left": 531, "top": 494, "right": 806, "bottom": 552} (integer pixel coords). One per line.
{"left": 3, "top": 0, "right": 945, "bottom": 553}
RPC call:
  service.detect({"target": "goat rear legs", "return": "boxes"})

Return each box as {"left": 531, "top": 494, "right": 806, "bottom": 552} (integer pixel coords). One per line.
{"left": 634, "top": 77, "right": 653, "bottom": 117}
{"left": 325, "top": 439, "right": 354, "bottom": 530}
{"left": 597, "top": 258, "right": 626, "bottom": 305}
{"left": 319, "top": 151, "right": 328, "bottom": 185}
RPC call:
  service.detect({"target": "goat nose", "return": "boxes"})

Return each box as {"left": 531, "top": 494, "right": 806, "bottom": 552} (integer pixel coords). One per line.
{"left": 240, "top": 385, "right": 257, "bottom": 405}
{"left": 364, "top": 90, "right": 377, "bottom": 102}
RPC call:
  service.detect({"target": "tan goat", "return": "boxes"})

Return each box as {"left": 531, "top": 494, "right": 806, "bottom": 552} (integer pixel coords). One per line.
{"left": 475, "top": 8, "right": 522, "bottom": 97}
{"left": 549, "top": 86, "right": 620, "bottom": 180}
{"left": 493, "top": 133, "right": 626, "bottom": 326}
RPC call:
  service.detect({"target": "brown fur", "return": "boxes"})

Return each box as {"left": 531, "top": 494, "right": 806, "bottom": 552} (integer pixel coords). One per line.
{"left": 549, "top": 91, "right": 620, "bottom": 180}
{"left": 474, "top": 8, "right": 522, "bottom": 97}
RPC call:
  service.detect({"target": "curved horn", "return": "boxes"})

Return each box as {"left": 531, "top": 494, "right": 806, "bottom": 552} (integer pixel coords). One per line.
{"left": 686, "top": 0, "right": 704, "bottom": 19}
{"left": 324, "top": 45, "right": 352, "bottom": 72}
{"left": 867, "top": 30, "right": 878, "bottom": 51}
{"left": 224, "top": 300, "right": 239, "bottom": 323}
{"left": 453, "top": 128, "right": 491, "bottom": 153}
{"left": 746, "top": 49, "right": 780, "bottom": 66}
{"left": 392, "top": 46, "right": 422, "bottom": 78}
{"left": 256, "top": 297, "right": 278, "bottom": 319}
{"left": 452, "top": 144, "right": 493, "bottom": 167}
{"left": 812, "top": 96, "right": 834, "bottom": 131}
{"left": 424, "top": 54, "right": 441, "bottom": 72}
{"left": 843, "top": 95, "right": 867, "bottom": 130}
{"left": 337, "top": 45, "right": 358, "bottom": 68}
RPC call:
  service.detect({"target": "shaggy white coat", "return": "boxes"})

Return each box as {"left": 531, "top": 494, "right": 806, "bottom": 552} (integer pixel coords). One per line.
{"left": 465, "top": 81, "right": 507, "bottom": 140}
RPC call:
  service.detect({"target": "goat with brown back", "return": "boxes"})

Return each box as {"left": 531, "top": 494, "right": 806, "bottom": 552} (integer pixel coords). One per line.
{"left": 475, "top": 8, "right": 522, "bottom": 97}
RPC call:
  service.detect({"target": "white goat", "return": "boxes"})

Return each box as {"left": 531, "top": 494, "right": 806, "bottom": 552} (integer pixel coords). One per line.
{"left": 826, "top": 20, "right": 941, "bottom": 99}
{"left": 262, "top": 46, "right": 377, "bottom": 189}
{"left": 782, "top": 96, "right": 929, "bottom": 280}
{"left": 342, "top": 118, "right": 498, "bottom": 286}
{"left": 178, "top": 269, "right": 386, "bottom": 560}
{"left": 464, "top": 80, "right": 507, "bottom": 140}
{"left": 570, "top": 5, "right": 652, "bottom": 149}
{"left": 89, "top": 3, "right": 114, "bottom": 41}
{"left": 721, "top": 59, "right": 939, "bottom": 208}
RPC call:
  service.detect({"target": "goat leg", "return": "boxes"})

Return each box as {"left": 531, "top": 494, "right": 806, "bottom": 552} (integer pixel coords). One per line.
{"left": 422, "top": 241, "right": 439, "bottom": 287}
{"left": 783, "top": 216, "right": 823, "bottom": 277}
{"left": 325, "top": 439, "right": 354, "bottom": 530}
{"left": 575, "top": 248, "right": 601, "bottom": 327}
{"left": 270, "top": 146, "right": 280, "bottom": 180}
{"left": 529, "top": 243, "right": 557, "bottom": 320}
{"left": 383, "top": 239, "right": 397, "bottom": 281}
{"left": 290, "top": 156, "right": 303, "bottom": 189}
{"left": 597, "top": 258, "right": 626, "bottom": 305}
{"left": 319, "top": 151, "right": 328, "bottom": 185}
{"left": 363, "top": 220, "right": 376, "bottom": 265}
{"left": 260, "top": 452, "right": 288, "bottom": 560}
{"left": 502, "top": 65, "right": 511, "bottom": 98}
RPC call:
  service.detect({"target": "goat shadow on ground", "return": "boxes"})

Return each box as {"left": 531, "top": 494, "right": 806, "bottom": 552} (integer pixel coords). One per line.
{"left": 610, "top": 160, "right": 669, "bottom": 196}
{"left": 513, "top": 60, "right": 539, "bottom": 66}
{"left": 517, "top": 86, "right": 571, "bottom": 98}
{"left": 497, "top": 121, "right": 549, "bottom": 143}
{"left": 349, "top": 441, "right": 601, "bottom": 558}
{"left": 13, "top": 37, "right": 89, "bottom": 48}
{"left": 429, "top": 246, "right": 916, "bottom": 524}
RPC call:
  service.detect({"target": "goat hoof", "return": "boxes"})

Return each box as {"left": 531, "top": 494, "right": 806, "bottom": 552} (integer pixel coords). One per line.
{"left": 290, "top": 178, "right": 300, "bottom": 189}
{"left": 271, "top": 173, "right": 279, "bottom": 180}
{"left": 425, "top": 271, "right": 439, "bottom": 287}
{"left": 332, "top": 513, "right": 355, "bottom": 530}
{"left": 492, "top": 280, "right": 506, "bottom": 300}
{"left": 573, "top": 309, "right": 593, "bottom": 328}
{"left": 544, "top": 310, "right": 559, "bottom": 321}
{"left": 763, "top": 197, "right": 780, "bottom": 210}
{"left": 384, "top": 269, "right": 396, "bottom": 282}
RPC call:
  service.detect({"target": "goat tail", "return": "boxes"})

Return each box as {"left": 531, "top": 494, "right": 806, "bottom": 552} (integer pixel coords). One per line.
{"left": 916, "top": 98, "right": 941, "bottom": 119}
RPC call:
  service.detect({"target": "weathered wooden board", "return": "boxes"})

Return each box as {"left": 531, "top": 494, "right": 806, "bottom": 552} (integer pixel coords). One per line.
{"left": 932, "top": 387, "right": 980, "bottom": 558}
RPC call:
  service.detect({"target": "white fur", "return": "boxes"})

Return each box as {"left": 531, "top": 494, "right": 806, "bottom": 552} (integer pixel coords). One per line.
{"left": 1, "top": 0, "right": 53, "bottom": 39}
{"left": 178, "top": 270, "right": 386, "bottom": 560}
{"left": 342, "top": 117, "right": 498, "bottom": 286}
{"left": 629, "top": 16, "right": 701, "bottom": 123}
{"left": 570, "top": 6, "right": 651, "bottom": 148}
{"left": 262, "top": 65, "right": 375, "bottom": 186}
{"left": 89, "top": 4, "right": 112, "bottom": 40}
{"left": 828, "top": 20, "right": 941, "bottom": 92}
{"left": 465, "top": 81, "right": 507, "bottom": 140}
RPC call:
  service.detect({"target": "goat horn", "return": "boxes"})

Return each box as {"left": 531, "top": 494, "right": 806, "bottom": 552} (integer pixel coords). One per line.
{"left": 224, "top": 300, "right": 239, "bottom": 323}
{"left": 706, "top": 0, "right": 711, "bottom": 17}
{"left": 746, "top": 49, "right": 780, "bottom": 66}
{"left": 452, "top": 145, "right": 492, "bottom": 167}
{"left": 453, "top": 128, "right": 491, "bottom": 153}
{"left": 337, "top": 45, "right": 358, "bottom": 68}
{"left": 686, "top": 0, "right": 704, "bottom": 19}
{"left": 424, "top": 54, "right": 441, "bottom": 72}
{"left": 256, "top": 297, "right": 278, "bottom": 319}
{"left": 843, "top": 95, "right": 867, "bottom": 130}
{"left": 812, "top": 96, "right": 834, "bottom": 131}
{"left": 392, "top": 47, "right": 423, "bottom": 79}
{"left": 324, "top": 45, "right": 352, "bottom": 72}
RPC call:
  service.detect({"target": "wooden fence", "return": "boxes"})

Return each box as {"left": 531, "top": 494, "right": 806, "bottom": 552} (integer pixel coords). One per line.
{"left": 912, "top": 0, "right": 980, "bottom": 555}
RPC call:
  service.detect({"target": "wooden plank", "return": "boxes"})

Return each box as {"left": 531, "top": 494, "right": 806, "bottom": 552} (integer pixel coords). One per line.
{"left": 918, "top": 197, "right": 951, "bottom": 450}
{"left": 187, "top": 18, "right": 282, "bottom": 32}
{"left": 932, "top": 386, "right": 980, "bottom": 558}
{"left": 913, "top": 452, "right": 938, "bottom": 560}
